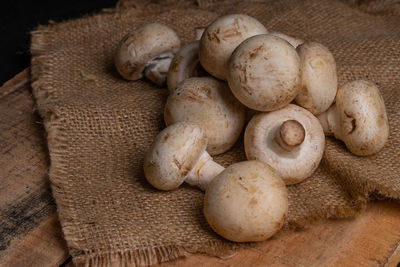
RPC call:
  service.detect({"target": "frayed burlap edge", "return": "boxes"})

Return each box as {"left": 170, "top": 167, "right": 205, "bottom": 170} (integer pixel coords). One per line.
{"left": 30, "top": 0, "right": 400, "bottom": 266}
{"left": 29, "top": 3, "right": 247, "bottom": 266}
{"left": 71, "top": 241, "right": 240, "bottom": 267}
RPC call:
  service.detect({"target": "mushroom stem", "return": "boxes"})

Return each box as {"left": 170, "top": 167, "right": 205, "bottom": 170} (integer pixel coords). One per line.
{"left": 185, "top": 150, "right": 225, "bottom": 191}
{"left": 317, "top": 104, "right": 342, "bottom": 139}
{"left": 275, "top": 120, "right": 305, "bottom": 151}
{"left": 144, "top": 52, "right": 175, "bottom": 86}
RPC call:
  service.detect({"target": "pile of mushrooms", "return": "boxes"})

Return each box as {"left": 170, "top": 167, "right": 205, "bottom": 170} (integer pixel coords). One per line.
{"left": 115, "top": 14, "right": 390, "bottom": 244}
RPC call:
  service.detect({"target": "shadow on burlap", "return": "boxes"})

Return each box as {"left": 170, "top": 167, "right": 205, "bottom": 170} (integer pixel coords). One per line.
{"left": 30, "top": 0, "right": 400, "bottom": 266}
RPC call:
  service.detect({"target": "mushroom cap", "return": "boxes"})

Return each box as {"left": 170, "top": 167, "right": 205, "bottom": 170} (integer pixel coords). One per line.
{"left": 227, "top": 34, "right": 301, "bottom": 112}
{"left": 143, "top": 122, "right": 207, "bottom": 190}
{"left": 244, "top": 104, "right": 325, "bottom": 184}
{"left": 165, "top": 77, "right": 245, "bottom": 155}
{"left": 335, "top": 80, "right": 389, "bottom": 156}
{"left": 199, "top": 14, "right": 268, "bottom": 80}
{"left": 296, "top": 42, "right": 338, "bottom": 115}
{"left": 115, "top": 23, "right": 181, "bottom": 80}
{"left": 167, "top": 41, "right": 200, "bottom": 93}
{"left": 204, "top": 160, "right": 288, "bottom": 242}
{"left": 268, "top": 31, "right": 304, "bottom": 48}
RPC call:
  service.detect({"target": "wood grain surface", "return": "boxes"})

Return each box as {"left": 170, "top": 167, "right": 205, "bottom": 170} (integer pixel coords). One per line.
{"left": 1, "top": 69, "right": 400, "bottom": 267}
{"left": 0, "top": 69, "right": 68, "bottom": 267}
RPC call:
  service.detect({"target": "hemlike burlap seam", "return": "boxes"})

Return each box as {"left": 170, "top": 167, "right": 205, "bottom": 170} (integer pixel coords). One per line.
{"left": 30, "top": 0, "right": 400, "bottom": 266}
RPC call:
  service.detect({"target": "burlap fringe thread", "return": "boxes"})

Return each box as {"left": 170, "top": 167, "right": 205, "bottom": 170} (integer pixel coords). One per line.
{"left": 71, "top": 241, "right": 239, "bottom": 267}
{"left": 30, "top": 0, "right": 400, "bottom": 266}
{"left": 30, "top": 7, "right": 244, "bottom": 265}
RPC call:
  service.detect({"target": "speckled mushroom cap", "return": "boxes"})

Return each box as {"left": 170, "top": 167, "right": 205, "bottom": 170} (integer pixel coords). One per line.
{"left": 167, "top": 41, "right": 200, "bottom": 93}
{"left": 268, "top": 31, "right": 304, "bottom": 48}
{"left": 318, "top": 80, "right": 389, "bottom": 156}
{"left": 204, "top": 160, "right": 288, "bottom": 242}
{"left": 244, "top": 104, "right": 325, "bottom": 185}
{"left": 227, "top": 34, "right": 301, "bottom": 112}
{"left": 164, "top": 77, "right": 245, "bottom": 155}
{"left": 199, "top": 14, "right": 268, "bottom": 80}
{"left": 296, "top": 42, "right": 338, "bottom": 115}
{"left": 143, "top": 122, "right": 207, "bottom": 190}
{"left": 115, "top": 23, "right": 181, "bottom": 80}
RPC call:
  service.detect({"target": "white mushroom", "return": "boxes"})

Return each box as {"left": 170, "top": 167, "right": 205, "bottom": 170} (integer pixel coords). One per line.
{"left": 195, "top": 27, "right": 206, "bottom": 41}
{"left": 244, "top": 104, "right": 325, "bottom": 185}
{"left": 317, "top": 80, "right": 389, "bottom": 156}
{"left": 143, "top": 122, "right": 224, "bottom": 191}
{"left": 166, "top": 27, "right": 210, "bottom": 92}
{"left": 115, "top": 23, "right": 181, "bottom": 86}
{"left": 268, "top": 31, "right": 304, "bottom": 48}
{"left": 204, "top": 160, "right": 288, "bottom": 242}
{"left": 167, "top": 42, "right": 205, "bottom": 93}
{"left": 199, "top": 14, "right": 268, "bottom": 80}
{"left": 227, "top": 34, "right": 301, "bottom": 112}
{"left": 164, "top": 77, "right": 245, "bottom": 155}
{"left": 296, "top": 42, "right": 338, "bottom": 115}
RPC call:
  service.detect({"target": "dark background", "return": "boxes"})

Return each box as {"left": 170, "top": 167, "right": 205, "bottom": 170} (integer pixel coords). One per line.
{"left": 0, "top": 0, "right": 116, "bottom": 85}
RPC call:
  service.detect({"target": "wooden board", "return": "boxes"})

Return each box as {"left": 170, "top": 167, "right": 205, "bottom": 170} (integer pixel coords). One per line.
{"left": 0, "top": 69, "right": 69, "bottom": 267}
{"left": 160, "top": 201, "right": 400, "bottom": 267}
{"left": 0, "top": 69, "right": 399, "bottom": 267}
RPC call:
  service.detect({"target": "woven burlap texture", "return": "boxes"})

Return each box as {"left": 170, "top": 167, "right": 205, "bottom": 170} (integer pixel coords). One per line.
{"left": 30, "top": 0, "right": 400, "bottom": 266}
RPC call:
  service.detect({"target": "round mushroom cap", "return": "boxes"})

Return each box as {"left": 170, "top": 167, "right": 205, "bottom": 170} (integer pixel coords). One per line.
{"left": 268, "top": 31, "right": 304, "bottom": 48}
{"left": 227, "top": 34, "right": 301, "bottom": 112}
{"left": 143, "top": 122, "right": 207, "bottom": 190}
{"left": 167, "top": 41, "right": 200, "bottom": 93}
{"left": 335, "top": 80, "right": 389, "bottom": 156}
{"left": 204, "top": 160, "right": 288, "bottom": 242}
{"left": 164, "top": 77, "right": 245, "bottom": 155}
{"left": 115, "top": 23, "right": 181, "bottom": 80}
{"left": 244, "top": 104, "right": 325, "bottom": 184}
{"left": 199, "top": 14, "right": 268, "bottom": 80}
{"left": 296, "top": 42, "right": 338, "bottom": 115}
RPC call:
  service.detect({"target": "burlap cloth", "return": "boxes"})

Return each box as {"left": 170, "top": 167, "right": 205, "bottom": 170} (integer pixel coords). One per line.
{"left": 30, "top": 0, "right": 400, "bottom": 266}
